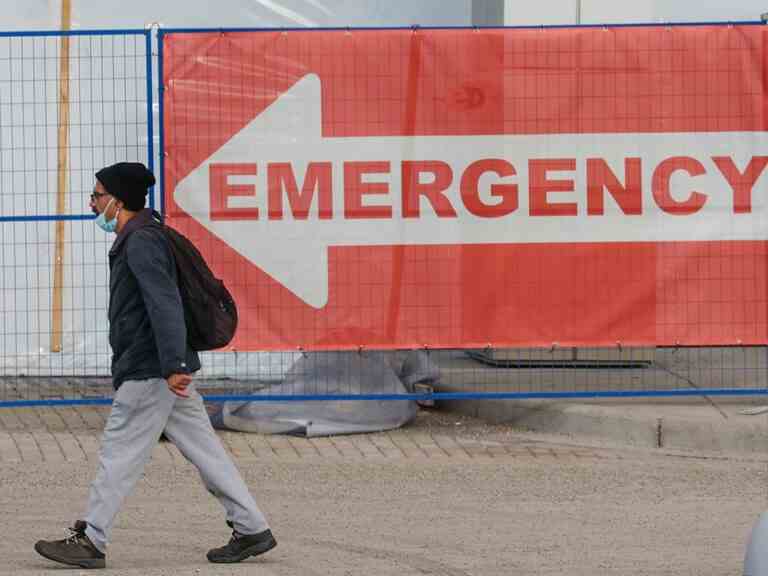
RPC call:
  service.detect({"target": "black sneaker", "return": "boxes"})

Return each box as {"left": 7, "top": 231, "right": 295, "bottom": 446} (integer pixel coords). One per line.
{"left": 207, "top": 526, "right": 277, "bottom": 563}
{"left": 34, "top": 520, "right": 106, "bottom": 569}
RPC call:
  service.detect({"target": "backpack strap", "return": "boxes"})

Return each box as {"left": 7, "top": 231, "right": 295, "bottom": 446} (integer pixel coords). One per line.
{"left": 109, "top": 208, "right": 164, "bottom": 257}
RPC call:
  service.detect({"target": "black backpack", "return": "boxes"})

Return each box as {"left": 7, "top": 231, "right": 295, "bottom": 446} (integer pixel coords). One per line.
{"left": 152, "top": 217, "right": 238, "bottom": 351}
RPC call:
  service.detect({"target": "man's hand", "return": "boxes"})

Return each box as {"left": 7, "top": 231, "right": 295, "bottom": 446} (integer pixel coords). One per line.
{"left": 167, "top": 373, "right": 192, "bottom": 398}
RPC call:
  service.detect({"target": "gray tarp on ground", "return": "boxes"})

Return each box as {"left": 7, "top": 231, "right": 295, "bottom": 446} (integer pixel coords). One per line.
{"left": 207, "top": 350, "right": 439, "bottom": 437}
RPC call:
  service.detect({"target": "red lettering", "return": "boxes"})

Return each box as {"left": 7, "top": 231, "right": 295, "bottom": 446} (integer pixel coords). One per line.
{"left": 586, "top": 158, "right": 642, "bottom": 215}
{"left": 210, "top": 163, "right": 259, "bottom": 221}
{"left": 459, "top": 159, "right": 518, "bottom": 217}
{"left": 652, "top": 157, "right": 707, "bottom": 215}
{"left": 344, "top": 162, "right": 392, "bottom": 219}
{"left": 267, "top": 162, "right": 332, "bottom": 220}
{"left": 401, "top": 161, "right": 456, "bottom": 218}
{"left": 529, "top": 159, "right": 577, "bottom": 216}
{"left": 712, "top": 156, "right": 768, "bottom": 214}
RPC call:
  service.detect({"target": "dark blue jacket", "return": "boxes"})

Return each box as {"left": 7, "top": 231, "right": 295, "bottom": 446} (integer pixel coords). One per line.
{"left": 108, "top": 209, "right": 200, "bottom": 389}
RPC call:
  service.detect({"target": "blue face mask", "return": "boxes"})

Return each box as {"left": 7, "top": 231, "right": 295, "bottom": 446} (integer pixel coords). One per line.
{"left": 95, "top": 198, "right": 119, "bottom": 233}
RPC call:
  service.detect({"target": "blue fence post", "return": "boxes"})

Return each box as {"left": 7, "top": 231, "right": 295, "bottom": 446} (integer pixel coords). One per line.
{"left": 157, "top": 28, "right": 166, "bottom": 217}
{"left": 145, "top": 28, "right": 155, "bottom": 209}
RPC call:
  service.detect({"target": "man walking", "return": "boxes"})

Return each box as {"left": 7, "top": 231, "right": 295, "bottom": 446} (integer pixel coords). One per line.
{"left": 34, "top": 162, "right": 275, "bottom": 568}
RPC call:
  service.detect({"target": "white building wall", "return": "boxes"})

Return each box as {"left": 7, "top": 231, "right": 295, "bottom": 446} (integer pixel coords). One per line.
{"left": 504, "top": 0, "right": 768, "bottom": 25}
{"left": 0, "top": 0, "right": 472, "bottom": 30}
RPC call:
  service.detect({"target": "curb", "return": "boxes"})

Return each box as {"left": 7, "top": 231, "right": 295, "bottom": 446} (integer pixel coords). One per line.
{"left": 436, "top": 398, "right": 768, "bottom": 454}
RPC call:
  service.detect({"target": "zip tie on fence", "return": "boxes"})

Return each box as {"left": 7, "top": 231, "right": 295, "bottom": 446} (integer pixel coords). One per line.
{"left": 616, "top": 340, "right": 623, "bottom": 352}
{"left": 357, "top": 344, "right": 365, "bottom": 356}
{"left": 550, "top": 342, "right": 558, "bottom": 353}
{"left": 297, "top": 346, "right": 308, "bottom": 359}
{"left": 147, "top": 22, "right": 161, "bottom": 56}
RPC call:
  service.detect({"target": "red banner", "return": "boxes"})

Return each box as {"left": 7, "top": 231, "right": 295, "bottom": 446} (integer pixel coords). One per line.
{"left": 163, "top": 26, "right": 768, "bottom": 350}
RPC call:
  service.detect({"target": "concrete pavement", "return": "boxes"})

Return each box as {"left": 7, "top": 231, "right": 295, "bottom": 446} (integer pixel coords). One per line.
{"left": 437, "top": 396, "right": 768, "bottom": 454}
{"left": 436, "top": 349, "right": 768, "bottom": 454}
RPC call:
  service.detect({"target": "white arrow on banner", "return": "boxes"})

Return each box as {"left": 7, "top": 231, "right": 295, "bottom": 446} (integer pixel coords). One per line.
{"left": 175, "top": 73, "right": 768, "bottom": 308}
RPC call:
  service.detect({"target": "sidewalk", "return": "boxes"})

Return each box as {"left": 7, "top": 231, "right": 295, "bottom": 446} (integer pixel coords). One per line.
{"left": 2, "top": 360, "right": 766, "bottom": 454}
{"left": 430, "top": 349, "right": 768, "bottom": 453}
{"left": 0, "top": 405, "right": 622, "bottom": 464}
{"left": 436, "top": 395, "right": 768, "bottom": 453}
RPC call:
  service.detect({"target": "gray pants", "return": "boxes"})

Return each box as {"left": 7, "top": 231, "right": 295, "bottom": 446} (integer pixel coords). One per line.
{"left": 83, "top": 379, "right": 269, "bottom": 552}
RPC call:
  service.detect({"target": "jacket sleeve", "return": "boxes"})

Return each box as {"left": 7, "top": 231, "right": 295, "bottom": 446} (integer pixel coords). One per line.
{"left": 125, "top": 228, "right": 190, "bottom": 378}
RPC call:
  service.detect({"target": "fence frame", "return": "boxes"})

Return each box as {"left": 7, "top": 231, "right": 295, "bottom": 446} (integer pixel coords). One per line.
{"left": 0, "top": 28, "right": 154, "bottom": 224}
{"left": 2, "top": 24, "right": 768, "bottom": 406}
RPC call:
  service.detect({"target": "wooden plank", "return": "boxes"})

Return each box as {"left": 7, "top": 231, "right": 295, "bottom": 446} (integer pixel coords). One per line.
{"left": 51, "top": 0, "right": 71, "bottom": 353}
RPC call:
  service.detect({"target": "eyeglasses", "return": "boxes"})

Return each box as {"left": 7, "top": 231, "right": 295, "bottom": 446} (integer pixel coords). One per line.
{"left": 90, "top": 190, "right": 109, "bottom": 202}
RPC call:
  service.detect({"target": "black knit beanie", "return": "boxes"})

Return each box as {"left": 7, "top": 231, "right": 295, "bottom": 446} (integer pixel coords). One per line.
{"left": 95, "top": 162, "right": 155, "bottom": 211}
